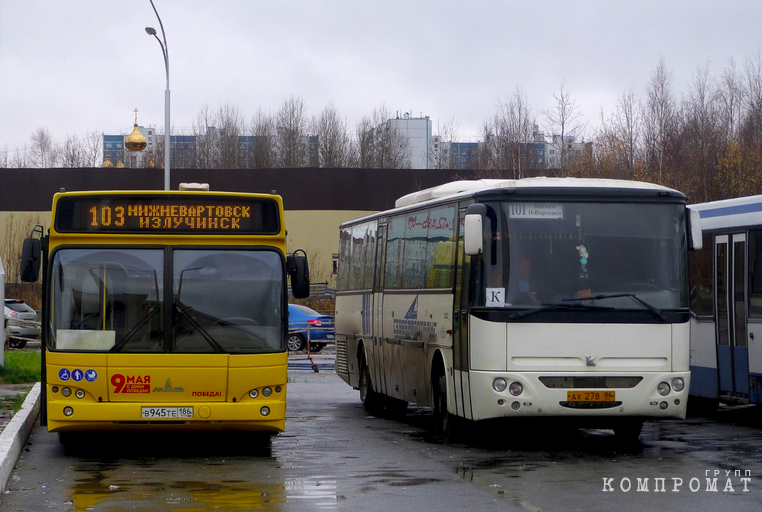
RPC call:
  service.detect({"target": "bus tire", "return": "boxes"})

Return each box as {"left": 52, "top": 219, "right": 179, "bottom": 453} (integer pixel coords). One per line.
{"left": 359, "top": 355, "right": 382, "bottom": 413}
{"left": 434, "top": 374, "right": 452, "bottom": 436}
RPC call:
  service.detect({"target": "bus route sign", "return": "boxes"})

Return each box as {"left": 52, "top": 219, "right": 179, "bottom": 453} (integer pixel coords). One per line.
{"left": 54, "top": 194, "right": 281, "bottom": 235}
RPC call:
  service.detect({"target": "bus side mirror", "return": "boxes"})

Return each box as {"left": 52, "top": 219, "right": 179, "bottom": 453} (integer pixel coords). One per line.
{"left": 287, "top": 250, "right": 310, "bottom": 299}
{"left": 20, "top": 232, "right": 42, "bottom": 283}
{"left": 464, "top": 215, "right": 483, "bottom": 256}
{"left": 464, "top": 204, "right": 487, "bottom": 256}
{"left": 687, "top": 208, "right": 702, "bottom": 251}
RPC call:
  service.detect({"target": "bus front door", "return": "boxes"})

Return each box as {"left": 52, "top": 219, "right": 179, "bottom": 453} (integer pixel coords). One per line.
{"left": 715, "top": 234, "right": 751, "bottom": 400}
{"left": 371, "top": 224, "right": 388, "bottom": 397}
{"left": 452, "top": 208, "right": 472, "bottom": 419}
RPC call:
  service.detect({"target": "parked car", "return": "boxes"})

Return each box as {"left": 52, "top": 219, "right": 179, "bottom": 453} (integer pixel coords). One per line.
{"left": 4, "top": 298, "right": 40, "bottom": 349}
{"left": 287, "top": 304, "right": 335, "bottom": 352}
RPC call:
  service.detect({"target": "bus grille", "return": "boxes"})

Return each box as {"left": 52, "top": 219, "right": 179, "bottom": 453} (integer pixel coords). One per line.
{"left": 539, "top": 376, "right": 642, "bottom": 389}
{"left": 336, "top": 337, "right": 349, "bottom": 375}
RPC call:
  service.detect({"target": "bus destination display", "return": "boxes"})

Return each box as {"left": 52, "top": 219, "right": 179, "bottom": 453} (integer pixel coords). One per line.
{"left": 55, "top": 195, "right": 280, "bottom": 235}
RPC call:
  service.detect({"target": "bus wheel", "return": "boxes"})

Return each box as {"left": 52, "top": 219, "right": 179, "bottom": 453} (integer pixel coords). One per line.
{"left": 359, "top": 356, "right": 382, "bottom": 413}
{"left": 613, "top": 420, "right": 644, "bottom": 444}
{"left": 434, "top": 374, "right": 451, "bottom": 436}
{"left": 287, "top": 333, "right": 305, "bottom": 351}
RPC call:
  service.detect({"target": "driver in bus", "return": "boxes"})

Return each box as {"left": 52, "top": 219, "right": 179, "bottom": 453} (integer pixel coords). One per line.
{"left": 509, "top": 256, "right": 542, "bottom": 306}
{"left": 509, "top": 255, "right": 592, "bottom": 306}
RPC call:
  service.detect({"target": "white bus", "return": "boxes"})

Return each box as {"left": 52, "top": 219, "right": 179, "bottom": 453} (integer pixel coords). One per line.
{"left": 335, "top": 178, "right": 702, "bottom": 441}
{"left": 688, "top": 194, "right": 762, "bottom": 409}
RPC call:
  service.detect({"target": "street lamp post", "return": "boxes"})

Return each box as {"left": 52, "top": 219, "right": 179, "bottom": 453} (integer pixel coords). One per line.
{"left": 146, "top": 0, "right": 170, "bottom": 191}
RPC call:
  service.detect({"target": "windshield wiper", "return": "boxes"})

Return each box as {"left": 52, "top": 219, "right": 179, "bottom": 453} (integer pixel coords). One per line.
{"left": 111, "top": 305, "right": 161, "bottom": 352}
{"left": 508, "top": 302, "right": 613, "bottom": 320}
{"left": 174, "top": 301, "right": 225, "bottom": 353}
{"left": 111, "top": 270, "right": 163, "bottom": 353}
{"left": 563, "top": 293, "right": 667, "bottom": 321}
{"left": 173, "top": 266, "right": 225, "bottom": 353}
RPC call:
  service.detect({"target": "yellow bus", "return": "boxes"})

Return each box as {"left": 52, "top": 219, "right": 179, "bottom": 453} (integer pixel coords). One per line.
{"left": 20, "top": 187, "right": 310, "bottom": 438}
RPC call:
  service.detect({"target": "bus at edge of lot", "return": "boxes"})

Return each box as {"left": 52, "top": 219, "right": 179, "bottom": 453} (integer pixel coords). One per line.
{"left": 335, "top": 178, "right": 702, "bottom": 441}
{"left": 20, "top": 185, "right": 310, "bottom": 439}
{"left": 688, "top": 194, "right": 762, "bottom": 410}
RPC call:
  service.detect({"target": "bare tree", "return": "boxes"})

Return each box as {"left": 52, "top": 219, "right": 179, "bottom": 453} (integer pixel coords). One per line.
{"left": 433, "top": 118, "right": 459, "bottom": 169}
{"left": 276, "top": 96, "right": 309, "bottom": 168}
{"left": 497, "top": 86, "right": 537, "bottom": 177}
{"left": 643, "top": 58, "right": 677, "bottom": 183}
{"left": 351, "top": 116, "right": 376, "bottom": 168}
{"left": 215, "top": 103, "right": 245, "bottom": 168}
{"left": 249, "top": 109, "right": 277, "bottom": 169}
{"left": 59, "top": 135, "right": 86, "bottom": 167}
{"left": 29, "top": 127, "right": 58, "bottom": 168}
{"left": 680, "top": 62, "right": 722, "bottom": 200}
{"left": 717, "top": 58, "right": 744, "bottom": 142}
{"left": 193, "top": 104, "right": 216, "bottom": 169}
{"left": 544, "top": 81, "right": 586, "bottom": 176}
{"left": 614, "top": 88, "right": 642, "bottom": 176}
{"left": 353, "top": 104, "right": 410, "bottom": 169}
{"left": 8, "top": 147, "right": 30, "bottom": 168}
{"left": 84, "top": 131, "right": 103, "bottom": 167}
{"left": 313, "top": 102, "right": 351, "bottom": 168}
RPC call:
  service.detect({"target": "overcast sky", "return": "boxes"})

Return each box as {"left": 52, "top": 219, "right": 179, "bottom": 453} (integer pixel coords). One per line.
{"left": 2, "top": 1, "right": 761, "bottom": 153}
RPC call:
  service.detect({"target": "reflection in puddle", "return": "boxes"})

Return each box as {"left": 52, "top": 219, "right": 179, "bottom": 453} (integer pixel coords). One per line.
{"left": 70, "top": 472, "right": 339, "bottom": 511}
{"left": 66, "top": 436, "right": 340, "bottom": 511}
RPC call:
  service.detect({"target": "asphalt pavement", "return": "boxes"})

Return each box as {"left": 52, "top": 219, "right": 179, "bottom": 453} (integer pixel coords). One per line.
{"left": 0, "top": 351, "right": 334, "bottom": 494}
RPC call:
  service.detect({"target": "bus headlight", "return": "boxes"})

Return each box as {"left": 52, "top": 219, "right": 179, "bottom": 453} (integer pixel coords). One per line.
{"left": 63, "top": 407, "right": 74, "bottom": 417}
{"left": 509, "top": 382, "right": 523, "bottom": 396}
{"left": 671, "top": 378, "right": 685, "bottom": 392}
{"left": 249, "top": 389, "right": 259, "bottom": 399}
{"left": 492, "top": 378, "right": 508, "bottom": 392}
{"left": 75, "top": 389, "right": 85, "bottom": 399}
{"left": 61, "top": 387, "right": 72, "bottom": 397}
{"left": 260, "top": 406, "right": 271, "bottom": 417}
{"left": 657, "top": 382, "right": 671, "bottom": 396}
{"left": 262, "top": 387, "right": 273, "bottom": 397}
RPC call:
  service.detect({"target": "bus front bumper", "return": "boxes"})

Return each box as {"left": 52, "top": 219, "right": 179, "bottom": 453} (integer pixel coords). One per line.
{"left": 46, "top": 399, "right": 286, "bottom": 433}
{"left": 468, "top": 370, "right": 690, "bottom": 422}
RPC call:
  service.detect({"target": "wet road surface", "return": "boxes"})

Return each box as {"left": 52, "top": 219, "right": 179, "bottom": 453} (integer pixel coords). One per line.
{"left": 2, "top": 358, "right": 761, "bottom": 511}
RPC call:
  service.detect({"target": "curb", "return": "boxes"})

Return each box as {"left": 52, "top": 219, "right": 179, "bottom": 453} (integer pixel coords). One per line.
{"left": 0, "top": 383, "right": 40, "bottom": 494}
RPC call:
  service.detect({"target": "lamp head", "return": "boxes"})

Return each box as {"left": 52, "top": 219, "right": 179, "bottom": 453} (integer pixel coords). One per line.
{"left": 145, "top": 27, "right": 157, "bottom": 36}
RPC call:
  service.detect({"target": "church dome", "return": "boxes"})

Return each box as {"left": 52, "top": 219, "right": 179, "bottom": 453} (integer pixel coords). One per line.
{"left": 125, "top": 123, "right": 148, "bottom": 152}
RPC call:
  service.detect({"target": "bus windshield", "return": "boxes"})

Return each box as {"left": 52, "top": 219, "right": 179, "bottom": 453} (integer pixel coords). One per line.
{"left": 50, "top": 248, "right": 284, "bottom": 353}
{"left": 481, "top": 201, "right": 689, "bottom": 310}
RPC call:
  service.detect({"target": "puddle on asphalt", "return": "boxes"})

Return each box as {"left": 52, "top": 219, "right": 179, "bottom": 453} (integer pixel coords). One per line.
{"left": 69, "top": 462, "right": 341, "bottom": 511}
{"left": 63, "top": 432, "right": 341, "bottom": 511}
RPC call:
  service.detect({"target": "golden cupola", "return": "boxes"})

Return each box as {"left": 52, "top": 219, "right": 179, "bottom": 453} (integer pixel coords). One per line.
{"left": 125, "top": 109, "right": 148, "bottom": 152}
